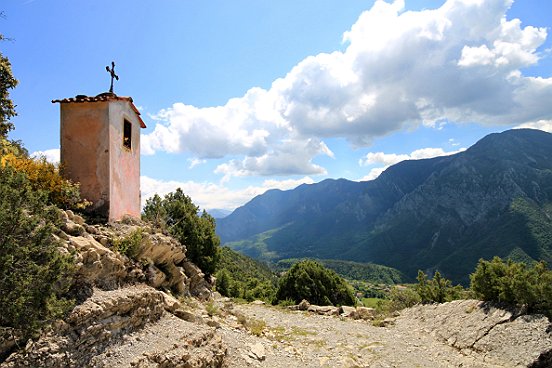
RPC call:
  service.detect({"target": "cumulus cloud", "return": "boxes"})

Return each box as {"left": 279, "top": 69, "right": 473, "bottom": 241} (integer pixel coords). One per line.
{"left": 358, "top": 146, "right": 465, "bottom": 181}
{"left": 214, "top": 138, "right": 333, "bottom": 181}
{"left": 143, "top": 0, "right": 551, "bottom": 177}
{"left": 515, "top": 119, "right": 552, "bottom": 133}
{"left": 359, "top": 147, "right": 465, "bottom": 167}
{"left": 187, "top": 158, "right": 206, "bottom": 169}
{"left": 31, "top": 148, "right": 60, "bottom": 164}
{"left": 140, "top": 175, "right": 314, "bottom": 210}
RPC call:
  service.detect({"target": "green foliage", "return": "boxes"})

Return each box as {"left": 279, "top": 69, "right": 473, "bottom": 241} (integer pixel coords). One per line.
{"left": 0, "top": 43, "right": 18, "bottom": 138}
{"left": 215, "top": 268, "right": 231, "bottom": 297}
{"left": 112, "top": 229, "right": 144, "bottom": 259}
{"left": 0, "top": 165, "right": 75, "bottom": 337}
{"left": 388, "top": 286, "right": 422, "bottom": 311}
{"left": 214, "top": 247, "right": 277, "bottom": 302}
{"left": 470, "top": 257, "right": 552, "bottom": 316}
{"left": 205, "top": 300, "right": 219, "bottom": 317}
{"left": 142, "top": 189, "right": 220, "bottom": 274}
{"left": 370, "top": 286, "right": 421, "bottom": 320}
{"left": 415, "top": 270, "right": 464, "bottom": 303}
{"left": 0, "top": 139, "right": 88, "bottom": 211}
{"left": 276, "top": 298, "right": 296, "bottom": 307}
{"left": 142, "top": 194, "right": 166, "bottom": 230}
{"left": 276, "top": 258, "right": 405, "bottom": 285}
{"left": 275, "top": 260, "right": 356, "bottom": 306}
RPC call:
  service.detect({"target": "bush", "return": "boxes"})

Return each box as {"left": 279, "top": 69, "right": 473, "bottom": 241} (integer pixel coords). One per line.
{"left": 0, "top": 141, "right": 88, "bottom": 210}
{"left": 215, "top": 247, "right": 277, "bottom": 302}
{"left": 0, "top": 165, "right": 75, "bottom": 338}
{"left": 388, "top": 286, "right": 422, "bottom": 311}
{"left": 470, "top": 257, "right": 552, "bottom": 316}
{"left": 112, "top": 229, "right": 144, "bottom": 259}
{"left": 274, "top": 260, "right": 356, "bottom": 306}
{"left": 215, "top": 269, "right": 232, "bottom": 297}
{"left": 142, "top": 189, "right": 220, "bottom": 275}
{"left": 416, "top": 270, "right": 464, "bottom": 303}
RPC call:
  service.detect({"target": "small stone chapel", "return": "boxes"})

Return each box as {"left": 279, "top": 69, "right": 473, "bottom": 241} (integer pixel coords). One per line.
{"left": 52, "top": 62, "right": 146, "bottom": 221}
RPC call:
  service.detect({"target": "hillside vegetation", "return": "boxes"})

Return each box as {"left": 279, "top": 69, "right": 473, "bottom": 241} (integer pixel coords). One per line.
{"left": 218, "top": 129, "right": 552, "bottom": 284}
{"left": 275, "top": 258, "right": 406, "bottom": 284}
{"left": 215, "top": 247, "right": 278, "bottom": 301}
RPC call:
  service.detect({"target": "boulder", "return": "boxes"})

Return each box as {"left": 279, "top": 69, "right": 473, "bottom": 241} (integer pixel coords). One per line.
{"left": 340, "top": 306, "right": 358, "bottom": 319}
{"left": 356, "top": 307, "right": 375, "bottom": 320}
{"left": 307, "top": 305, "right": 340, "bottom": 316}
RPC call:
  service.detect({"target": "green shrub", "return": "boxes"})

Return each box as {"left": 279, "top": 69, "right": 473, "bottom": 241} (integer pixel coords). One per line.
{"left": 389, "top": 286, "right": 422, "bottom": 310}
{"left": 215, "top": 247, "right": 277, "bottom": 302}
{"left": 274, "top": 260, "right": 356, "bottom": 306}
{"left": 277, "top": 298, "right": 296, "bottom": 307}
{"left": 112, "top": 228, "right": 143, "bottom": 259}
{"left": 142, "top": 190, "right": 220, "bottom": 275}
{"left": 0, "top": 165, "right": 75, "bottom": 338}
{"left": 416, "top": 270, "right": 464, "bottom": 303}
{"left": 470, "top": 257, "right": 552, "bottom": 316}
{"left": 1, "top": 140, "right": 88, "bottom": 210}
{"left": 215, "top": 269, "right": 232, "bottom": 297}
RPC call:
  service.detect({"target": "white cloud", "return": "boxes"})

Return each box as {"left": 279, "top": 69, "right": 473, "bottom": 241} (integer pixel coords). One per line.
{"left": 31, "top": 148, "right": 60, "bottom": 164}
{"left": 360, "top": 167, "right": 388, "bottom": 182}
{"left": 358, "top": 146, "right": 465, "bottom": 180}
{"left": 359, "top": 147, "right": 465, "bottom": 167}
{"left": 515, "top": 119, "right": 552, "bottom": 133}
{"left": 187, "top": 158, "right": 206, "bottom": 169}
{"left": 214, "top": 138, "right": 333, "bottom": 180}
{"left": 143, "top": 0, "right": 551, "bottom": 177}
{"left": 140, "top": 175, "right": 314, "bottom": 211}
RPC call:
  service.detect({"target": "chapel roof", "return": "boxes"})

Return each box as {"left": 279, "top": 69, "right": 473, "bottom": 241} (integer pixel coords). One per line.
{"left": 52, "top": 92, "right": 146, "bottom": 128}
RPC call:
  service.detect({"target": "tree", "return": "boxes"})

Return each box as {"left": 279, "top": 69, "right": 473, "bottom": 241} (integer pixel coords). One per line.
{"left": 470, "top": 257, "right": 552, "bottom": 316}
{"left": 0, "top": 165, "right": 74, "bottom": 338}
{"left": 275, "top": 260, "right": 356, "bottom": 306}
{"left": 142, "top": 188, "right": 220, "bottom": 275}
{"left": 215, "top": 268, "right": 232, "bottom": 297}
{"left": 416, "top": 270, "right": 461, "bottom": 304}
{"left": 0, "top": 31, "right": 18, "bottom": 138}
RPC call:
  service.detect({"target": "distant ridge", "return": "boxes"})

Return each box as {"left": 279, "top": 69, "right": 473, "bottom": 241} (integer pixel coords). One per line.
{"left": 208, "top": 208, "right": 233, "bottom": 219}
{"left": 217, "top": 129, "right": 552, "bottom": 284}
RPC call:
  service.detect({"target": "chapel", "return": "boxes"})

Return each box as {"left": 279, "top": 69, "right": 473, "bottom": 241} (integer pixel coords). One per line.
{"left": 52, "top": 62, "right": 145, "bottom": 221}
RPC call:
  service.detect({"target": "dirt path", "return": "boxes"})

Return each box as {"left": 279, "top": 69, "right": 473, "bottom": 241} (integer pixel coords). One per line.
{"left": 58, "top": 295, "right": 548, "bottom": 368}
{"left": 217, "top": 302, "right": 504, "bottom": 368}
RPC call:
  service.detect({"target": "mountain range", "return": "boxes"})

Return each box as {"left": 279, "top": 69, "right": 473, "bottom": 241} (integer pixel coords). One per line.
{"left": 216, "top": 129, "right": 552, "bottom": 284}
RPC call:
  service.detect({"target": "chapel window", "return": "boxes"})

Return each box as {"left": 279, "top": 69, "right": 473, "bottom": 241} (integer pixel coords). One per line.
{"left": 123, "top": 119, "right": 132, "bottom": 150}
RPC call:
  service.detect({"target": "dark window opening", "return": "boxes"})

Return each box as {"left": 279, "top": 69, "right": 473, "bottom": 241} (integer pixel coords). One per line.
{"left": 123, "top": 120, "right": 132, "bottom": 150}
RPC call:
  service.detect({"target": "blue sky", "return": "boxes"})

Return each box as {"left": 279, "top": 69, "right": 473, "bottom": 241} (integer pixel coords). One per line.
{"left": 2, "top": 0, "right": 551, "bottom": 211}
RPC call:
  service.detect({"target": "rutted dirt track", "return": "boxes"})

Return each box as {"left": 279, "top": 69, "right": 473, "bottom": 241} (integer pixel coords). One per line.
{"left": 3, "top": 288, "right": 550, "bottom": 367}
{"left": 217, "top": 301, "right": 547, "bottom": 368}
{"left": 94, "top": 297, "right": 551, "bottom": 368}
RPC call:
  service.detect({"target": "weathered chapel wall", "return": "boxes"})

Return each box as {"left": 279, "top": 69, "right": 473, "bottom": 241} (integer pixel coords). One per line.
{"left": 60, "top": 102, "right": 111, "bottom": 215}
{"left": 108, "top": 100, "right": 141, "bottom": 221}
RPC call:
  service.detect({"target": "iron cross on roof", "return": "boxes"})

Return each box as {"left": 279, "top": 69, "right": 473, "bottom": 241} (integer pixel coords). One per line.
{"left": 105, "top": 61, "right": 119, "bottom": 94}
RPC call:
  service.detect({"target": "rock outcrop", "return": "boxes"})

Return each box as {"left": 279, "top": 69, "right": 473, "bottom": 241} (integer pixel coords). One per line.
{"left": 1, "top": 286, "right": 226, "bottom": 368}
{"left": 398, "top": 299, "right": 552, "bottom": 367}
{"left": 57, "top": 212, "right": 213, "bottom": 299}
{"left": 0, "top": 212, "right": 221, "bottom": 367}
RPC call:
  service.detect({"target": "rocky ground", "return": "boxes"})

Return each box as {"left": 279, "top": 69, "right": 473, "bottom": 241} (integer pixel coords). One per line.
{"left": 7, "top": 287, "right": 551, "bottom": 368}
{"left": 1, "top": 212, "right": 551, "bottom": 367}
{"left": 216, "top": 299, "right": 552, "bottom": 368}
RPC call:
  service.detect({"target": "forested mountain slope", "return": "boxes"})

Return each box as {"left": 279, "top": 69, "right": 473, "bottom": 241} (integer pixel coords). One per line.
{"left": 217, "top": 129, "right": 552, "bottom": 284}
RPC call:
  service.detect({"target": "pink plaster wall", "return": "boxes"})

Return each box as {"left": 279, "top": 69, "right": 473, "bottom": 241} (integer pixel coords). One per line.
{"left": 60, "top": 102, "right": 111, "bottom": 214}
{"left": 108, "top": 100, "right": 141, "bottom": 221}
{"left": 60, "top": 99, "right": 142, "bottom": 221}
